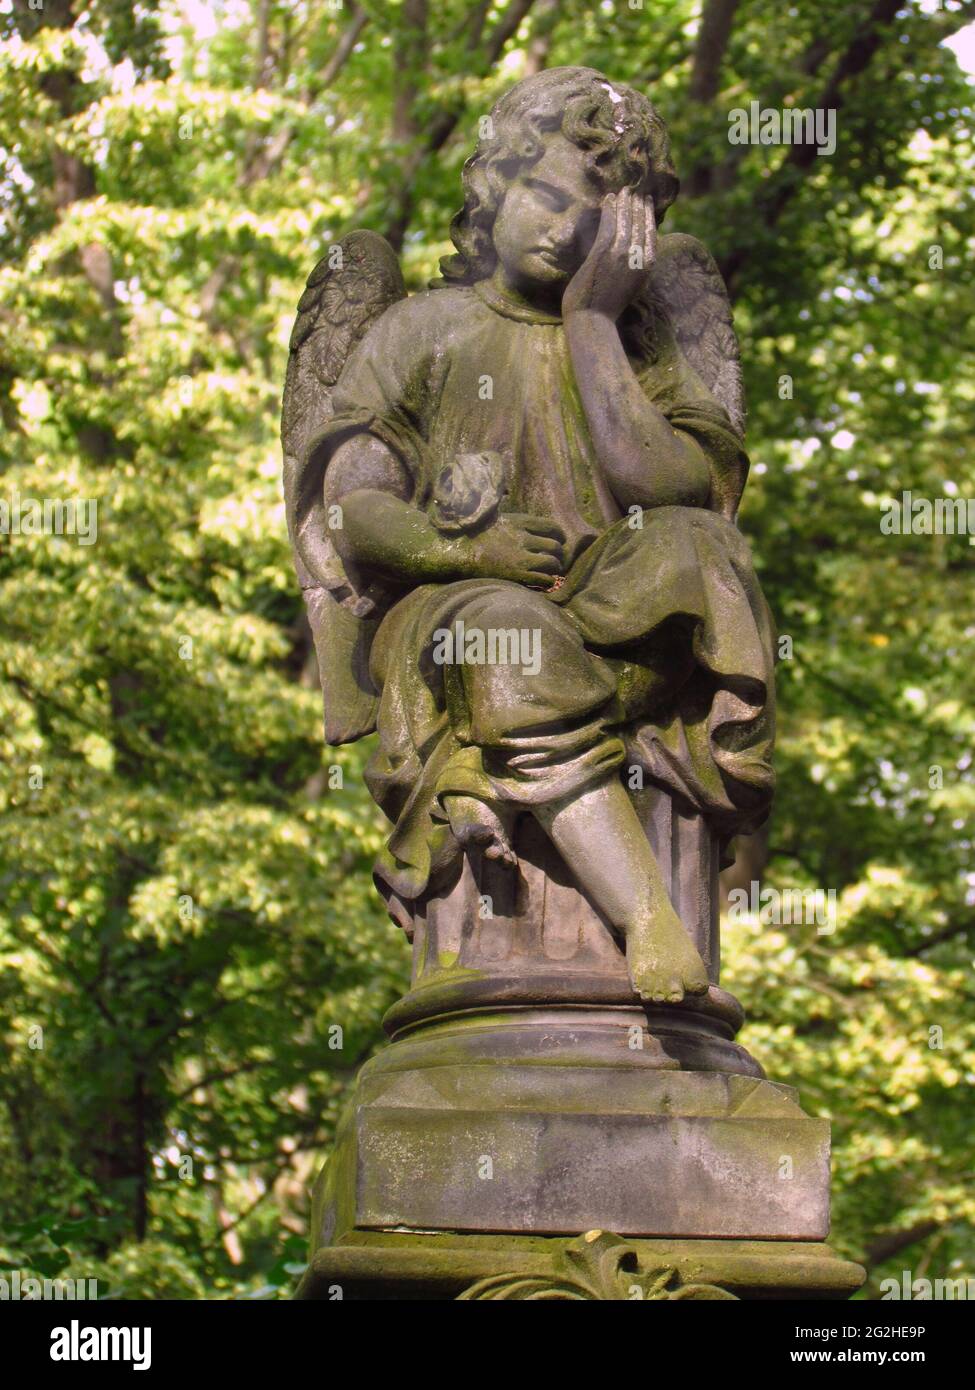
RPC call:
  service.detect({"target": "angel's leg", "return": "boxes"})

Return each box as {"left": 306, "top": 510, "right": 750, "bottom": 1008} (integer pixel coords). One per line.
{"left": 532, "top": 773, "right": 709, "bottom": 1003}
{"left": 431, "top": 580, "right": 704, "bottom": 998}
{"left": 437, "top": 581, "right": 619, "bottom": 870}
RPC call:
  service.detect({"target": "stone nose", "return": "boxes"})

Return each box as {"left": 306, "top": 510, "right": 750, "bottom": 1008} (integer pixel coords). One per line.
{"left": 548, "top": 216, "right": 578, "bottom": 251}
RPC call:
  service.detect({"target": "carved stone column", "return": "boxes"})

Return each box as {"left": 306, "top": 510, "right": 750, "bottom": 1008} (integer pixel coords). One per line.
{"left": 298, "top": 787, "right": 865, "bottom": 1299}
{"left": 385, "top": 787, "right": 758, "bottom": 1078}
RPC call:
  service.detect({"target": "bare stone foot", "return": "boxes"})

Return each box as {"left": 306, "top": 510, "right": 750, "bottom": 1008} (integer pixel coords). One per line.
{"left": 624, "top": 899, "right": 709, "bottom": 1004}
{"left": 444, "top": 794, "right": 517, "bottom": 868}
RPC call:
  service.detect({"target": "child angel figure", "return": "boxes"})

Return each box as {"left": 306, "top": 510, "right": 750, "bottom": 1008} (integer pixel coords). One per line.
{"left": 283, "top": 67, "right": 775, "bottom": 1004}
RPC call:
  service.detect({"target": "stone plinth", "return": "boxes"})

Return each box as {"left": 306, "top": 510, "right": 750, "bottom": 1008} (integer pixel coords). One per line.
{"left": 318, "top": 1064, "right": 828, "bottom": 1242}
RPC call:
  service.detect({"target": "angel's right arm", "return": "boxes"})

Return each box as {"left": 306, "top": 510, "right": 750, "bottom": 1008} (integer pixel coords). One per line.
{"left": 324, "top": 435, "right": 564, "bottom": 588}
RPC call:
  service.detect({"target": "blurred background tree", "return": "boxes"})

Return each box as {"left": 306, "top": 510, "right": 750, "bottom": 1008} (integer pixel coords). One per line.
{"left": 1, "top": 0, "right": 973, "bottom": 1298}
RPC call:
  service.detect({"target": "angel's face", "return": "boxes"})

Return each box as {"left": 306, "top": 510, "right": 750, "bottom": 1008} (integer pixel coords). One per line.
{"left": 490, "top": 133, "right": 605, "bottom": 304}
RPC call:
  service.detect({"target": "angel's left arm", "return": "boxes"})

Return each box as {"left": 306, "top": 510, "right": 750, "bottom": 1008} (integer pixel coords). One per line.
{"left": 562, "top": 190, "right": 710, "bottom": 513}
{"left": 565, "top": 309, "right": 711, "bottom": 512}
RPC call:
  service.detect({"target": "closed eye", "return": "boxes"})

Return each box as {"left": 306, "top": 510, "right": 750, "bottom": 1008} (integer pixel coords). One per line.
{"left": 524, "top": 177, "right": 570, "bottom": 212}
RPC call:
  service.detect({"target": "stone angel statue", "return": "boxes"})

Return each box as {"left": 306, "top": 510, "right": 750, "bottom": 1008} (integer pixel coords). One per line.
{"left": 282, "top": 67, "right": 775, "bottom": 1013}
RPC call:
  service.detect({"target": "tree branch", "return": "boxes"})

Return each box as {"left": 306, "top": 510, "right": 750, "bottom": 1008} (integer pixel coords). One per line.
{"left": 688, "top": 0, "right": 742, "bottom": 103}
{"left": 904, "top": 920, "right": 973, "bottom": 958}
{"left": 719, "top": 0, "right": 904, "bottom": 289}
{"left": 682, "top": 0, "right": 742, "bottom": 199}
{"left": 319, "top": 2, "right": 369, "bottom": 87}
{"left": 864, "top": 1220, "right": 941, "bottom": 1269}
{"left": 200, "top": 2, "right": 371, "bottom": 328}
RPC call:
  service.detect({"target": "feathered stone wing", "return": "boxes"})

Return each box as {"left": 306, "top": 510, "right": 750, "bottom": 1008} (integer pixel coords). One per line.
{"left": 646, "top": 232, "right": 745, "bottom": 437}
{"left": 281, "top": 230, "right": 406, "bottom": 744}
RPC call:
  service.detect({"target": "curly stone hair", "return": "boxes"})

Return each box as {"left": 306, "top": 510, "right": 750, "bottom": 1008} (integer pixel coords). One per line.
{"left": 438, "top": 67, "right": 679, "bottom": 287}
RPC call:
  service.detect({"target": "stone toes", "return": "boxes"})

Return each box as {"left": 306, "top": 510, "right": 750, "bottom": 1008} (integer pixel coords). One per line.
{"left": 636, "top": 977, "right": 688, "bottom": 1005}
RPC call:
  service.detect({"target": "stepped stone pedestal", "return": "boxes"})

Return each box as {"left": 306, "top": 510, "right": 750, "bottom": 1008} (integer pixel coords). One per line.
{"left": 297, "top": 792, "right": 865, "bottom": 1301}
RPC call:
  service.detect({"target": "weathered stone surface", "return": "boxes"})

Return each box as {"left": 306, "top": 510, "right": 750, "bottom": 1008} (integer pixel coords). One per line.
{"left": 351, "top": 1069, "right": 829, "bottom": 1239}
{"left": 298, "top": 1229, "right": 865, "bottom": 1302}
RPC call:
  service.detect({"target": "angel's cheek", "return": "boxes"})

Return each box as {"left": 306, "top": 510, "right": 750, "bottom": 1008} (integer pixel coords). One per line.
{"left": 491, "top": 192, "right": 530, "bottom": 267}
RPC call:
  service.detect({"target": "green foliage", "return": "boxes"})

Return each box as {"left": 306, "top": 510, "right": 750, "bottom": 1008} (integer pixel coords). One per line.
{"left": 1, "top": 0, "right": 973, "bottom": 1298}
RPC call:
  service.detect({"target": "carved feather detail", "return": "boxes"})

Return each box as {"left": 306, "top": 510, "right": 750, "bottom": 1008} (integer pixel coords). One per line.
{"left": 282, "top": 229, "right": 406, "bottom": 463}
{"left": 281, "top": 229, "right": 406, "bottom": 744}
{"left": 646, "top": 233, "right": 745, "bottom": 437}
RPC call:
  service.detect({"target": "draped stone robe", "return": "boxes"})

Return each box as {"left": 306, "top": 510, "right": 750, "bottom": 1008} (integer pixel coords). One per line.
{"left": 295, "top": 279, "right": 776, "bottom": 929}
